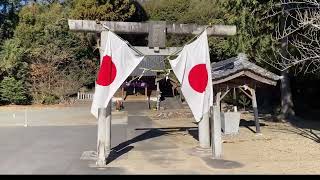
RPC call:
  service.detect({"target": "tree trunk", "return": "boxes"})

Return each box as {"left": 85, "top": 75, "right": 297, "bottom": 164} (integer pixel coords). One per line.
{"left": 280, "top": 0, "right": 295, "bottom": 120}
{"left": 280, "top": 70, "right": 295, "bottom": 119}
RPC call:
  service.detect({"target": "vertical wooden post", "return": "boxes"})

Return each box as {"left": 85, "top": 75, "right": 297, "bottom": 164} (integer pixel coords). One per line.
{"left": 233, "top": 88, "right": 237, "bottom": 105}
{"left": 133, "top": 83, "right": 136, "bottom": 95}
{"left": 145, "top": 86, "right": 150, "bottom": 109}
{"left": 148, "top": 96, "right": 151, "bottom": 109}
{"left": 211, "top": 91, "right": 222, "bottom": 159}
{"left": 156, "top": 82, "right": 160, "bottom": 111}
{"left": 121, "top": 87, "right": 125, "bottom": 99}
{"left": 97, "top": 108, "right": 107, "bottom": 166}
{"left": 156, "top": 81, "right": 160, "bottom": 92}
{"left": 172, "top": 87, "right": 175, "bottom": 97}
{"left": 250, "top": 88, "right": 261, "bottom": 134}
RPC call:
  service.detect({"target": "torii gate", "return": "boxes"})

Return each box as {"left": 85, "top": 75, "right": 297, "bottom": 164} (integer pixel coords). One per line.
{"left": 68, "top": 19, "right": 236, "bottom": 167}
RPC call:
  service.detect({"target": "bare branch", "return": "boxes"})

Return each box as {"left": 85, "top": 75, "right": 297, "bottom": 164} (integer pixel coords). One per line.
{"left": 266, "top": 0, "right": 320, "bottom": 74}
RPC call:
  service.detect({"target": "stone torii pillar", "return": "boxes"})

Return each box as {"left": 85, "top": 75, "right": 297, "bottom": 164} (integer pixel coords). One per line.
{"left": 68, "top": 20, "right": 236, "bottom": 163}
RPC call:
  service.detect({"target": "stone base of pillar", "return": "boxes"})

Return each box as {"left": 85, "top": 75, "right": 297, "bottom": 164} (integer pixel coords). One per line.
{"left": 95, "top": 159, "right": 107, "bottom": 168}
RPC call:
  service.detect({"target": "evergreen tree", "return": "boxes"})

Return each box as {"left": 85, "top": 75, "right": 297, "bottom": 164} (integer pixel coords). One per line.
{"left": 0, "top": 76, "right": 28, "bottom": 104}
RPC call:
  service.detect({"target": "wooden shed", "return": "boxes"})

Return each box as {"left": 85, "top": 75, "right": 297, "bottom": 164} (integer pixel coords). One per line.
{"left": 211, "top": 53, "right": 281, "bottom": 133}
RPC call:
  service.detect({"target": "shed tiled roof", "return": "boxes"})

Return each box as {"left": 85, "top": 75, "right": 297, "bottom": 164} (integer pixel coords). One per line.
{"left": 211, "top": 53, "right": 280, "bottom": 84}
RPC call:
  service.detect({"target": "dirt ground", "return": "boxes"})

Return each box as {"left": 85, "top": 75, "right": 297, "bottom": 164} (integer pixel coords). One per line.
{"left": 143, "top": 110, "right": 320, "bottom": 174}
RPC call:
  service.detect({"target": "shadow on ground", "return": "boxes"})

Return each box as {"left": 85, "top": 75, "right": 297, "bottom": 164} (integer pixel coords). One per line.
{"left": 270, "top": 116, "right": 320, "bottom": 143}
{"left": 106, "top": 129, "right": 164, "bottom": 164}
{"left": 202, "top": 157, "right": 244, "bottom": 169}
{"left": 188, "top": 119, "right": 267, "bottom": 141}
{"left": 107, "top": 127, "right": 197, "bottom": 164}
{"left": 239, "top": 119, "right": 267, "bottom": 133}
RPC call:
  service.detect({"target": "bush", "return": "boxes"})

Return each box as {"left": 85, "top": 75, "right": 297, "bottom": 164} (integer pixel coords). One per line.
{"left": 42, "top": 95, "right": 59, "bottom": 105}
{"left": 0, "top": 77, "right": 28, "bottom": 105}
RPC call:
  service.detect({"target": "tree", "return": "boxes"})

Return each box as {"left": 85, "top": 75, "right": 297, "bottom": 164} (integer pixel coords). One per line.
{"left": 0, "top": 0, "right": 144, "bottom": 105}
{"left": 0, "top": 1, "right": 30, "bottom": 105}
{"left": 0, "top": 0, "right": 146, "bottom": 105}
{"left": 0, "top": 38, "right": 28, "bottom": 82}
{"left": 144, "top": 0, "right": 278, "bottom": 63}
{"left": 0, "top": 77, "right": 28, "bottom": 104}
{"left": 143, "top": 0, "right": 191, "bottom": 23}
{"left": 10, "top": 2, "right": 98, "bottom": 104}
{"left": 0, "top": 38, "right": 30, "bottom": 105}
{"left": 69, "top": 0, "right": 136, "bottom": 21}
{"left": 0, "top": 0, "right": 23, "bottom": 43}
{"left": 263, "top": 0, "right": 320, "bottom": 118}
{"left": 269, "top": 0, "right": 320, "bottom": 74}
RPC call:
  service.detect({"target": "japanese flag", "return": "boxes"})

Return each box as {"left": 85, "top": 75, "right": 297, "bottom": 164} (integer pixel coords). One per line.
{"left": 91, "top": 31, "right": 144, "bottom": 118}
{"left": 169, "top": 30, "right": 213, "bottom": 122}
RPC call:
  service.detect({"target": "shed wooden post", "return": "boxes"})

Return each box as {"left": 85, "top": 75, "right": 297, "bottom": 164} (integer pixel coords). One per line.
{"left": 211, "top": 91, "right": 222, "bottom": 159}
{"left": 250, "top": 88, "right": 261, "bottom": 133}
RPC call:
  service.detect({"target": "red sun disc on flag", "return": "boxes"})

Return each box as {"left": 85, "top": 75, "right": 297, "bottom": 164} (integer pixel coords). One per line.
{"left": 96, "top": 55, "right": 117, "bottom": 86}
{"left": 188, "top": 64, "right": 208, "bottom": 93}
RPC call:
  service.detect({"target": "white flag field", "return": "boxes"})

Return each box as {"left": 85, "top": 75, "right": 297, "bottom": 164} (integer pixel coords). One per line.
{"left": 169, "top": 30, "right": 213, "bottom": 122}
{"left": 91, "top": 30, "right": 144, "bottom": 118}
